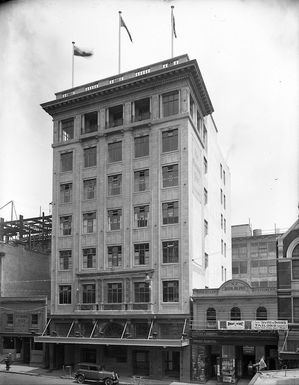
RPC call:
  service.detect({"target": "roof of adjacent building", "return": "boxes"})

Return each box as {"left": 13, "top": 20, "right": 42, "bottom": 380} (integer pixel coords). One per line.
{"left": 41, "top": 54, "right": 214, "bottom": 117}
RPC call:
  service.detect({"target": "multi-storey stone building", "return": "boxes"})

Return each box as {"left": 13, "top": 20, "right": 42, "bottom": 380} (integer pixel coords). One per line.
{"left": 232, "top": 224, "right": 282, "bottom": 288}
{"left": 36, "top": 54, "right": 231, "bottom": 381}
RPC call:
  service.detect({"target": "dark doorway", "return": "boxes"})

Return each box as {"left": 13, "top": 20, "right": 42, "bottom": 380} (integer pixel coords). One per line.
{"left": 23, "top": 338, "right": 31, "bottom": 364}
{"left": 54, "top": 344, "right": 65, "bottom": 368}
{"left": 164, "top": 350, "right": 180, "bottom": 378}
{"left": 133, "top": 350, "right": 149, "bottom": 376}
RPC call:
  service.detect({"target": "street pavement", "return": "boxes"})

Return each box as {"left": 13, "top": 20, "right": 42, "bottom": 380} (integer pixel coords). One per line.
{"left": 0, "top": 363, "right": 251, "bottom": 385}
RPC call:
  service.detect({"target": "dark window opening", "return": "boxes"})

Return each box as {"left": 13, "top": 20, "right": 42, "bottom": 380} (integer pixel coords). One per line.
{"left": 134, "top": 98, "right": 150, "bottom": 121}
{"left": 83, "top": 112, "right": 98, "bottom": 134}
{"left": 108, "top": 105, "right": 123, "bottom": 128}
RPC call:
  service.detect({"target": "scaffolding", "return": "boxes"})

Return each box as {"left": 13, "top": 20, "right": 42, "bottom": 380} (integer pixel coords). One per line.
{"left": 0, "top": 213, "right": 52, "bottom": 252}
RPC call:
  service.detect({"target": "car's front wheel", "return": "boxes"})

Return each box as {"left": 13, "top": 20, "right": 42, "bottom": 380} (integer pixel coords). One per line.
{"left": 104, "top": 378, "right": 113, "bottom": 385}
{"left": 76, "top": 374, "right": 85, "bottom": 384}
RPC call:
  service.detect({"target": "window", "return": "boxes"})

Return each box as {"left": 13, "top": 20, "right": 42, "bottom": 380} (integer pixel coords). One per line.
{"left": 59, "top": 250, "right": 72, "bottom": 270}
{"left": 59, "top": 285, "right": 71, "bottom": 304}
{"left": 221, "top": 265, "right": 224, "bottom": 280}
{"left": 162, "top": 129, "right": 178, "bottom": 152}
{"left": 223, "top": 170, "right": 226, "bottom": 185}
{"left": 60, "top": 216, "right": 72, "bottom": 236}
{"left": 221, "top": 214, "right": 223, "bottom": 229}
{"left": 204, "top": 157, "right": 208, "bottom": 174}
{"left": 31, "top": 314, "right": 38, "bottom": 326}
{"left": 7, "top": 314, "right": 13, "bottom": 326}
{"left": 60, "top": 183, "right": 72, "bottom": 203}
{"left": 133, "top": 98, "right": 150, "bottom": 121}
{"left": 163, "top": 280, "right": 179, "bottom": 302}
{"left": 134, "top": 169, "right": 149, "bottom": 192}
{"left": 83, "top": 248, "right": 96, "bottom": 269}
{"left": 108, "top": 174, "right": 122, "bottom": 195}
{"left": 230, "top": 307, "right": 241, "bottom": 320}
{"left": 162, "top": 240, "right": 179, "bottom": 263}
{"left": 278, "top": 297, "right": 292, "bottom": 322}
{"left": 206, "top": 308, "right": 216, "bottom": 324}
{"left": 204, "top": 188, "right": 208, "bottom": 204}
{"left": 197, "top": 112, "right": 202, "bottom": 136}
{"left": 162, "top": 201, "right": 179, "bottom": 224}
{"left": 232, "top": 261, "right": 248, "bottom": 275}
{"left": 61, "top": 152, "right": 73, "bottom": 172}
{"left": 134, "top": 282, "right": 150, "bottom": 303}
{"left": 82, "top": 111, "right": 97, "bottom": 134}
{"left": 205, "top": 253, "right": 209, "bottom": 269}
{"left": 134, "top": 243, "right": 149, "bottom": 265}
{"left": 293, "top": 298, "right": 299, "bottom": 323}
{"left": 203, "top": 126, "right": 207, "bottom": 147}
{"left": 108, "top": 283, "right": 122, "bottom": 303}
{"left": 224, "top": 195, "right": 226, "bottom": 209}
{"left": 224, "top": 268, "right": 227, "bottom": 281}
{"left": 224, "top": 218, "right": 227, "bottom": 233}
{"left": 83, "top": 212, "right": 96, "bottom": 234}
{"left": 83, "top": 179, "right": 96, "bottom": 200}
{"left": 134, "top": 135, "right": 149, "bottom": 158}
{"left": 293, "top": 244, "right": 299, "bottom": 258}
{"left": 108, "top": 141, "right": 122, "bottom": 162}
{"left": 256, "top": 307, "right": 267, "bottom": 320}
{"left": 224, "top": 243, "right": 227, "bottom": 258}
{"left": 134, "top": 205, "right": 149, "bottom": 228}
{"left": 162, "top": 164, "right": 178, "bottom": 187}
{"left": 108, "top": 105, "right": 123, "bottom": 128}
{"left": 83, "top": 284, "right": 96, "bottom": 303}
{"left": 108, "top": 209, "right": 121, "bottom": 230}
{"left": 190, "top": 95, "right": 194, "bottom": 118}
{"left": 221, "top": 239, "right": 224, "bottom": 255}
{"left": 108, "top": 246, "right": 122, "bottom": 267}
{"left": 220, "top": 163, "right": 223, "bottom": 179}
{"left": 204, "top": 220, "right": 208, "bottom": 236}
{"left": 84, "top": 147, "right": 97, "bottom": 167}
{"left": 60, "top": 118, "right": 74, "bottom": 142}
{"left": 162, "top": 90, "right": 179, "bottom": 117}
{"left": 220, "top": 189, "right": 223, "bottom": 204}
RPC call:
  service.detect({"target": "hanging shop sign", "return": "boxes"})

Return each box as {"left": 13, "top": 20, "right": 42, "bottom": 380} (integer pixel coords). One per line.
{"left": 251, "top": 320, "right": 288, "bottom": 330}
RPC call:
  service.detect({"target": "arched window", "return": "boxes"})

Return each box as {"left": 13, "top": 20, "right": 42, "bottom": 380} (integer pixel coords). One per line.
{"left": 293, "top": 244, "right": 299, "bottom": 258}
{"left": 230, "top": 307, "right": 241, "bottom": 320}
{"left": 256, "top": 306, "right": 267, "bottom": 320}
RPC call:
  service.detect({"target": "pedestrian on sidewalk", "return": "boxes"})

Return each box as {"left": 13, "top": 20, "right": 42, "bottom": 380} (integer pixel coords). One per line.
{"left": 4, "top": 353, "right": 12, "bottom": 371}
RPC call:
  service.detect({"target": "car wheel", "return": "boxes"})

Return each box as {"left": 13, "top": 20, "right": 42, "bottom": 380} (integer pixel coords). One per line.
{"left": 104, "top": 378, "right": 113, "bottom": 385}
{"left": 76, "top": 374, "right": 85, "bottom": 384}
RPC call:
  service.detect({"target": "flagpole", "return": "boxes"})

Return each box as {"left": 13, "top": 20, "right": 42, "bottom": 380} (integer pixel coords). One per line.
{"left": 171, "top": 6, "right": 174, "bottom": 58}
{"left": 118, "top": 11, "right": 121, "bottom": 74}
{"left": 72, "top": 41, "right": 75, "bottom": 87}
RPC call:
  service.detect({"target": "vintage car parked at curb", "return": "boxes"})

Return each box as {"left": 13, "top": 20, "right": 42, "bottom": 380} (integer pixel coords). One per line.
{"left": 74, "top": 362, "right": 119, "bottom": 384}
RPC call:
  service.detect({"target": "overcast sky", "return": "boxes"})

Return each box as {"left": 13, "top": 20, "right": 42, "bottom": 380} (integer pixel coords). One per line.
{"left": 0, "top": 0, "right": 298, "bottom": 231}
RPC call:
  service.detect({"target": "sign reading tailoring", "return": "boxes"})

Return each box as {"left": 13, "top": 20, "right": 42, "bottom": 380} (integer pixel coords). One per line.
{"left": 218, "top": 320, "right": 288, "bottom": 330}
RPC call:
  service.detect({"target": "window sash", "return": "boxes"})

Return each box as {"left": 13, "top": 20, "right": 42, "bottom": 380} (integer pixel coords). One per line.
{"left": 162, "top": 202, "right": 179, "bottom": 224}
{"left": 134, "top": 170, "right": 149, "bottom": 192}
{"left": 83, "top": 179, "right": 96, "bottom": 200}
{"left": 134, "top": 136, "right": 149, "bottom": 158}
{"left": 134, "top": 282, "right": 150, "bottom": 303}
{"left": 134, "top": 206, "right": 149, "bottom": 227}
{"left": 108, "top": 246, "right": 122, "bottom": 267}
{"left": 83, "top": 112, "right": 98, "bottom": 133}
{"left": 162, "top": 91, "right": 179, "bottom": 117}
{"left": 61, "top": 152, "right": 73, "bottom": 172}
{"left": 162, "top": 165, "right": 178, "bottom": 187}
{"left": 108, "top": 142, "right": 122, "bottom": 162}
{"left": 82, "top": 284, "right": 96, "bottom": 303}
{"left": 162, "top": 241, "right": 179, "bottom": 263}
{"left": 108, "top": 175, "right": 122, "bottom": 195}
{"left": 134, "top": 243, "right": 149, "bottom": 265}
{"left": 59, "top": 250, "right": 72, "bottom": 270}
{"left": 83, "top": 213, "right": 96, "bottom": 233}
{"left": 83, "top": 248, "right": 96, "bottom": 268}
{"left": 163, "top": 281, "right": 179, "bottom": 302}
{"left": 108, "top": 210, "right": 121, "bottom": 230}
{"left": 162, "top": 129, "right": 178, "bottom": 152}
{"left": 59, "top": 285, "right": 71, "bottom": 304}
{"left": 108, "top": 283, "right": 122, "bottom": 303}
{"left": 60, "top": 216, "right": 72, "bottom": 235}
{"left": 84, "top": 147, "right": 97, "bottom": 167}
{"left": 60, "top": 119, "right": 74, "bottom": 142}
{"left": 60, "top": 183, "right": 72, "bottom": 203}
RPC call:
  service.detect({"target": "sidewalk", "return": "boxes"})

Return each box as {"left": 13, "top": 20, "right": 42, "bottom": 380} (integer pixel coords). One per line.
{"left": 0, "top": 363, "right": 250, "bottom": 385}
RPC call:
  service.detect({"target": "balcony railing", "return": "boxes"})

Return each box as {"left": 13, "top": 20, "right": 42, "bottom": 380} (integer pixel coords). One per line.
{"left": 76, "top": 302, "right": 153, "bottom": 312}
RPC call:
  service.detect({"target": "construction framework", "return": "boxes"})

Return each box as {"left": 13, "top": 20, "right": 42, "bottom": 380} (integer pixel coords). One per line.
{"left": 0, "top": 213, "right": 52, "bottom": 252}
